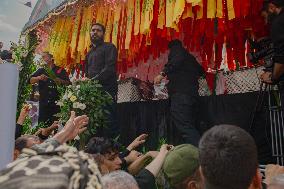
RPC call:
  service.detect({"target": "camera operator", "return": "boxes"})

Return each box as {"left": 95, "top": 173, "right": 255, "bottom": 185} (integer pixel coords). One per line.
{"left": 260, "top": 0, "right": 284, "bottom": 84}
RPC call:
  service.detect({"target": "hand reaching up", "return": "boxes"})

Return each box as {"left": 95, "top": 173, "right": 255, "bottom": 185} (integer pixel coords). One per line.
{"left": 127, "top": 134, "right": 148, "bottom": 151}
{"left": 54, "top": 111, "right": 89, "bottom": 144}
{"left": 35, "top": 121, "right": 59, "bottom": 138}
{"left": 17, "top": 104, "right": 31, "bottom": 125}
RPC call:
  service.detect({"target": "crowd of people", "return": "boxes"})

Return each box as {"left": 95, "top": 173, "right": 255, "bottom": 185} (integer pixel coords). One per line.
{"left": 1, "top": 0, "right": 284, "bottom": 188}
{"left": 2, "top": 108, "right": 284, "bottom": 189}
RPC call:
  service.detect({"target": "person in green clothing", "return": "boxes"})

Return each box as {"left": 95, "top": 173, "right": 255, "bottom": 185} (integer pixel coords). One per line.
{"left": 162, "top": 144, "right": 203, "bottom": 189}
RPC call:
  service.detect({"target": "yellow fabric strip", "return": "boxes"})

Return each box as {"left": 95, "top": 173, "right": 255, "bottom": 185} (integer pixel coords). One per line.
{"left": 77, "top": 8, "right": 88, "bottom": 57}
{"left": 112, "top": 4, "right": 122, "bottom": 47}
{"left": 227, "top": 0, "right": 235, "bottom": 20}
{"left": 118, "top": 3, "right": 126, "bottom": 52}
{"left": 47, "top": 19, "right": 60, "bottom": 54}
{"left": 157, "top": 0, "right": 166, "bottom": 29}
{"left": 216, "top": 0, "right": 223, "bottom": 18}
{"left": 173, "top": 0, "right": 185, "bottom": 23}
{"left": 53, "top": 18, "right": 67, "bottom": 66}
{"left": 95, "top": 6, "right": 104, "bottom": 24}
{"left": 83, "top": 6, "right": 92, "bottom": 57}
{"left": 50, "top": 19, "right": 63, "bottom": 55}
{"left": 134, "top": 0, "right": 141, "bottom": 35}
{"left": 196, "top": 0, "right": 203, "bottom": 19}
{"left": 140, "top": 0, "right": 146, "bottom": 33}
{"left": 70, "top": 7, "right": 82, "bottom": 59}
{"left": 143, "top": 0, "right": 155, "bottom": 34}
{"left": 105, "top": 9, "right": 114, "bottom": 43}
{"left": 207, "top": 0, "right": 216, "bottom": 18}
{"left": 182, "top": 4, "right": 193, "bottom": 19}
{"left": 166, "top": 0, "right": 175, "bottom": 27}
{"left": 125, "top": 0, "right": 135, "bottom": 49}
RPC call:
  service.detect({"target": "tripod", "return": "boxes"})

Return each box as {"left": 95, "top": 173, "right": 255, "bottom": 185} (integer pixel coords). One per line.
{"left": 250, "top": 82, "right": 284, "bottom": 165}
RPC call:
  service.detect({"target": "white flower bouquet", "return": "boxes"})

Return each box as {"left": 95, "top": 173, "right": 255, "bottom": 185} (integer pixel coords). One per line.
{"left": 10, "top": 41, "right": 29, "bottom": 71}
{"left": 56, "top": 78, "right": 113, "bottom": 139}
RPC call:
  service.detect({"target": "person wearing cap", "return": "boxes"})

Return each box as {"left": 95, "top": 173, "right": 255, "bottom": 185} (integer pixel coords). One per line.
{"left": 154, "top": 40, "right": 205, "bottom": 147}
{"left": 162, "top": 144, "right": 203, "bottom": 189}
{"left": 134, "top": 144, "right": 173, "bottom": 189}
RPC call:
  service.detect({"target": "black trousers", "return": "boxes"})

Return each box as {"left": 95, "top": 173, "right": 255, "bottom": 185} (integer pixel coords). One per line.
{"left": 170, "top": 93, "right": 200, "bottom": 146}
{"left": 39, "top": 102, "right": 60, "bottom": 126}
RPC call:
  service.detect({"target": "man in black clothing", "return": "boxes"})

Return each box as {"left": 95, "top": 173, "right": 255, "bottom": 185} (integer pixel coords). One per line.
{"left": 154, "top": 39, "right": 205, "bottom": 146}
{"left": 260, "top": 1, "right": 284, "bottom": 118}
{"left": 261, "top": 0, "right": 284, "bottom": 84}
{"left": 29, "top": 52, "right": 70, "bottom": 125}
{"left": 85, "top": 23, "right": 118, "bottom": 138}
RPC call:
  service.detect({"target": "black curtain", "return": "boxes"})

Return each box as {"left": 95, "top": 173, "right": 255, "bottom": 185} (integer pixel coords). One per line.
{"left": 117, "top": 92, "right": 275, "bottom": 164}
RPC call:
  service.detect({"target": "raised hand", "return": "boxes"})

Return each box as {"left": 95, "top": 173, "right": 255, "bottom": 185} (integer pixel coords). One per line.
{"left": 127, "top": 134, "right": 148, "bottom": 151}
{"left": 17, "top": 104, "right": 31, "bottom": 125}
{"left": 54, "top": 111, "right": 89, "bottom": 144}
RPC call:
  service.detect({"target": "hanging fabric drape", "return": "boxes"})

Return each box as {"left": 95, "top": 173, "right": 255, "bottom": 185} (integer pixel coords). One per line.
{"left": 41, "top": 0, "right": 266, "bottom": 78}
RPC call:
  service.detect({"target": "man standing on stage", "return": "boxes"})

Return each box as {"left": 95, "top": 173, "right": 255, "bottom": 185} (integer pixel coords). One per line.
{"left": 261, "top": 0, "right": 284, "bottom": 85}
{"left": 154, "top": 40, "right": 205, "bottom": 146}
{"left": 85, "top": 23, "right": 118, "bottom": 138}
{"left": 30, "top": 52, "right": 70, "bottom": 125}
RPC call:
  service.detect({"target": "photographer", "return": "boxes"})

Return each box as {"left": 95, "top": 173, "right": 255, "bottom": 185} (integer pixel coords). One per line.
{"left": 261, "top": 0, "right": 284, "bottom": 84}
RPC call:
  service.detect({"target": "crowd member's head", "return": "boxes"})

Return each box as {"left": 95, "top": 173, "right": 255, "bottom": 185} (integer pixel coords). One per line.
{"left": 102, "top": 171, "right": 139, "bottom": 189}
{"left": 199, "top": 125, "right": 261, "bottom": 189}
{"left": 168, "top": 39, "right": 183, "bottom": 49}
{"left": 261, "top": 0, "right": 270, "bottom": 24}
{"left": 268, "top": 174, "right": 284, "bottom": 189}
{"left": 163, "top": 144, "right": 203, "bottom": 189}
{"left": 85, "top": 137, "right": 122, "bottom": 174}
{"left": 0, "top": 50, "right": 12, "bottom": 61}
{"left": 42, "top": 52, "right": 54, "bottom": 67}
{"left": 90, "top": 23, "right": 105, "bottom": 45}
{"left": 268, "top": 0, "right": 284, "bottom": 16}
{"left": 0, "top": 41, "right": 3, "bottom": 50}
{"left": 14, "top": 135, "right": 41, "bottom": 159}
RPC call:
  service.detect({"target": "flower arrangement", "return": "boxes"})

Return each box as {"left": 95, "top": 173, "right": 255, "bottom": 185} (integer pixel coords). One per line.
{"left": 56, "top": 78, "right": 113, "bottom": 140}
{"left": 13, "top": 31, "right": 38, "bottom": 122}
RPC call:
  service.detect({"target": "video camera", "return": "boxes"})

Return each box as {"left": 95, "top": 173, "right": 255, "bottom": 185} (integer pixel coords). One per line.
{"left": 247, "top": 37, "right": 275, "bottom": 71}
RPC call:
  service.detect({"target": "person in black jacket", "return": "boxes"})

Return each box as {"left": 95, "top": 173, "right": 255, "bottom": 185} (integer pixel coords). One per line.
{"left": 85, "top": 23, "right": 118, "bottom": 138}
{"left": 154, "top": 40, "right": 204, "bottom": 146}
{"left": 29, "top": 52, "right": 70, "bottom": 125}
{"left": 261, "top": 0, "right": 284, "bottom": 84}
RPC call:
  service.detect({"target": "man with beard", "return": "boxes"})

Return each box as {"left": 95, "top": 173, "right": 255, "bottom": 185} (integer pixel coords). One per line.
{"left": 85, "top": 23, "right": 118, "bottom": 138}
{"left": 260, "top": 0, "right": 284, "bottom": 121}
{"left": 261, "top": 0, "right": 284, "bottom": 85}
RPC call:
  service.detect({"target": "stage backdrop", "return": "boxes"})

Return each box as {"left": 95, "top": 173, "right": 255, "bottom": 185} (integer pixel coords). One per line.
{"left": 117, "top": 91, "right": 274, "bottom": 165}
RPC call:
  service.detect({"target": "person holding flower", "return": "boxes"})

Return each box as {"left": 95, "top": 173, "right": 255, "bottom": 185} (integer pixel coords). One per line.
{"left": 85, "top": 23, "right": 118, "bottom": 138}
{"left": 29, "top": 52, "right": 71, "bottom": 125}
